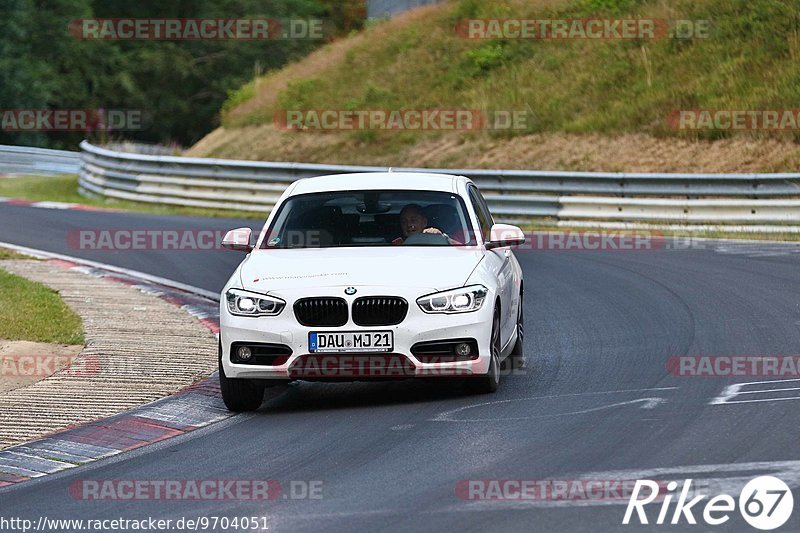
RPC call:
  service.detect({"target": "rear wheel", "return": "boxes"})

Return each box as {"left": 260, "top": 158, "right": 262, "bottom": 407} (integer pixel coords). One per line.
{"left": 219, "top": 343, "right": 265, "bottom": 412}
{"left": 466, "top": 308, "right": 501, "bottom": 394}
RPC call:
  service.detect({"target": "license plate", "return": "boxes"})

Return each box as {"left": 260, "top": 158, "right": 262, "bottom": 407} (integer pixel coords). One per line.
{"left": 309, "top": 331, "right": 393, "bottom": 353}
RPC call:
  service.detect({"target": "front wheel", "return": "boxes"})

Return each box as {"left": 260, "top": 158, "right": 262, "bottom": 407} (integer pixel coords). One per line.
{"left": 466, "top": 308, "right": 501, "bottom": 394}
{"left": 219, "top": 343, "right": 265, "bottom": 412}
{"left": 503, "top": 293, "right": 525, "bottom": 373}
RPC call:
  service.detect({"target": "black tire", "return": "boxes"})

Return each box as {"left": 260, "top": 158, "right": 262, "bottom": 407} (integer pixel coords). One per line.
{"left": 219, "top": 343, "right": 265, "bottom": 412}
{"left": 466, "top": 308, "right": 501, "bottom": 394}
{"left": 501, "top": 292, "right": 525, "bottom": 374}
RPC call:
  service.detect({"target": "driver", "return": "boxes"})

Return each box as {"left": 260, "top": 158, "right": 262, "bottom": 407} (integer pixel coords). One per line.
{"left": 392, "top": 204, "right": 459, "bottom": 245}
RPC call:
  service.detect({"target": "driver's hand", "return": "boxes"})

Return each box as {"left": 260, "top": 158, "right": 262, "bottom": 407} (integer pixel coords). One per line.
{"left": 423, "top": 227, "right": 442, "bottom": 234}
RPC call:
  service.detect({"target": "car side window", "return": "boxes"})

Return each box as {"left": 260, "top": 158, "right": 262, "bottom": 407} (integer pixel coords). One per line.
{"left": 468, "top": 185, "right": 493, "bottom": 241}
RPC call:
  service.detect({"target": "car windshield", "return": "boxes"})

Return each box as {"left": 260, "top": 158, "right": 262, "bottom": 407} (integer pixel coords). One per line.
{"left": 261, "top": 190, "right": 475, "bottom": 248}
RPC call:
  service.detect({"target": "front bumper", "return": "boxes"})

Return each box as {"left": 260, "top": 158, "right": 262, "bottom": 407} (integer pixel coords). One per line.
{"left": 220, "top": 285, "right": 494, "bottom": 381}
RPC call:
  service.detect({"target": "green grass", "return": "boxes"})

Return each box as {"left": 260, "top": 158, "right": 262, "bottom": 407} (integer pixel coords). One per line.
{"left": 0, "top": 269, "right": 84, "bottom": 344}
{"left": 0, "top": 249, "right": 33, "bottom": 260}
{"left": 0, "top": 175, "right": 264, "bottom": 220}
{"left": 222, "top": 79, "right": 258, "bottom": 114}
{"left": 222, "top": 0, "right": 800, "bottom": 144}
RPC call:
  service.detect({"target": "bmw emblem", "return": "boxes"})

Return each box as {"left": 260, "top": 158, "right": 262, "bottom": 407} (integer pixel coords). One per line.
{"left": 344, "top": 287, "right": 357, "bottom": 295}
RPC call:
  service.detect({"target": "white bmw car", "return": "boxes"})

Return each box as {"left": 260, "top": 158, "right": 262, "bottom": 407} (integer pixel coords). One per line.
{"left": 218, "top": 172, "right": 525, "bottom": 411}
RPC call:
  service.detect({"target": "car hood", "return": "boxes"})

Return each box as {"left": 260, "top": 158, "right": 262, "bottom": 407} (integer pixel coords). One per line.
{"left": 238, "top": 247, "right": 484, "bottom": 293}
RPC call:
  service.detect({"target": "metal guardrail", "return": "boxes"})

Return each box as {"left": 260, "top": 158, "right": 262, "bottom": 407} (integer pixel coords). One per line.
{"left": 78, "top": 140, "right": 800, "bottom": 225}
{"left": 0, "top": 145, "right": 80, "bottom": 176}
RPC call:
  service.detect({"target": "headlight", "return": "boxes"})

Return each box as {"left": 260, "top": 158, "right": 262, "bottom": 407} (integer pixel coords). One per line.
{"left": 226, "top": 288, "right": 285, "bottom": 317}
{"left": 417, "top": 285, "right": 488, "bottom": 314}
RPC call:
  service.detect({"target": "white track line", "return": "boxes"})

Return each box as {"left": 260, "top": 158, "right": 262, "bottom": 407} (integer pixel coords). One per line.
{"left": 717, "top": 397, "right": 800, "bottom": 405}
{"left": 735, "top": 387, "right": 800, "bottom": 395}
{"left": 710, "top": 378, "right": 800, "bottom": 405}
{"left": 431, "top": 388, "right": 677, "bottom": 422}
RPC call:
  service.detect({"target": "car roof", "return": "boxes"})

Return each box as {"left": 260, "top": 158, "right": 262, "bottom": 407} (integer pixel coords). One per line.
{"left": 290, "top": 172, "right": 467, "bottom": 195}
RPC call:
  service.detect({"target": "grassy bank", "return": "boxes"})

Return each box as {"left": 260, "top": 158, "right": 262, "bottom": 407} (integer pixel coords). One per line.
{"left": 186, "top": 0, "right": 800, "bottom": 170}
{"left": 223, "top": 0, "right": 800, "bottom": 137}
{"left": 0, "top": 249, "right": 31, "bottom": 260}
{"left": 0, "top": 260, "right": 84, "bottom": 345}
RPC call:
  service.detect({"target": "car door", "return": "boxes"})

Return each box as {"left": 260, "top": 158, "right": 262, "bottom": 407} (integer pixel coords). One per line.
{"left": 468, "top": 184, "right": 517, "bottom": 349}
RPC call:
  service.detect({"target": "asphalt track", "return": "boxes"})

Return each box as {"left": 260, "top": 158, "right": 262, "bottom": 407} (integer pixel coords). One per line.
{"left": 1, "top": 203, "right": 800, "bottom": 532}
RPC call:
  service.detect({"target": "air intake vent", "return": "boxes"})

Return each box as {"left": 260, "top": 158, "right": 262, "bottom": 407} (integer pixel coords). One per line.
{"left": 293, "top": 297, "right": 348, "bottom": 327}
{"left": 352, "top": 296, "right": 408, "bottom": 326}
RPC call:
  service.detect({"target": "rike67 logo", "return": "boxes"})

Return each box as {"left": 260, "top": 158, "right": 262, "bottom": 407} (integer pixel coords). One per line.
{"left": 623, "top": 476, "right": 794, "bottom": 530}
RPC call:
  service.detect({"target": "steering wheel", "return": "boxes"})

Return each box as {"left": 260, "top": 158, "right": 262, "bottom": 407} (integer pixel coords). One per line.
{"left": 402, "top": 232, "right": 449, "bottom": 246}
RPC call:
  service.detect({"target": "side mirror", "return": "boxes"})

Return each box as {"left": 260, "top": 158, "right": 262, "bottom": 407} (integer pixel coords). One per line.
{"left": 221, "top": 228, "right": 253, "bottom": 252}
{"left": 485, "top": 223, "right": 525, "bottom": 250}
